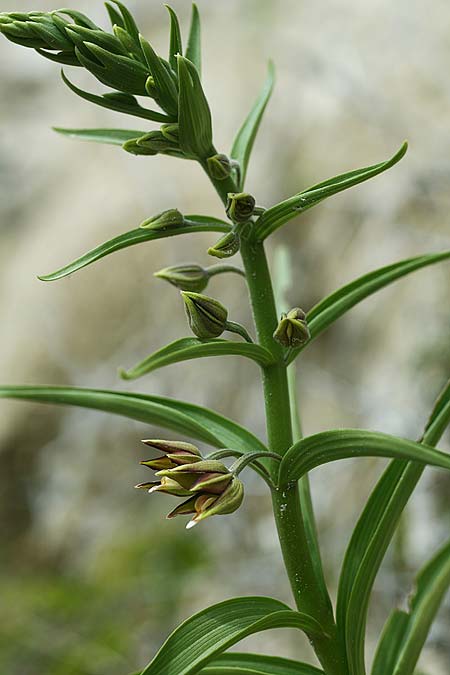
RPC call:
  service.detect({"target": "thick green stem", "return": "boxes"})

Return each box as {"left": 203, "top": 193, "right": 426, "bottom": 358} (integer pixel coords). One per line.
{"left": 205, "top": 167, "right": 346, "bottom": 674}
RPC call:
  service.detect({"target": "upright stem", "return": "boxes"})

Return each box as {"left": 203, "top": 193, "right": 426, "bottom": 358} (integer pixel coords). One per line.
{"left": 205, "top": 170, "right": 346, "bottom": 674}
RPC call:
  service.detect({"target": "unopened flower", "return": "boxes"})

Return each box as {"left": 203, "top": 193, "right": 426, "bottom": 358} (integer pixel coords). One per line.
{"left": 207, "top": 153, "right": 232, "bottom": 181}
{"left": 273, "top": 307, "right": 310, "bottom": 347}
{"left": 181, "top": 291, "right": 228, "bottom": 339}
{"left": 140, "top": 439, "right": 202, "bottom": 470}
{"left": 140, "top": 209, "right": 185, "bottom": 231}
{"left": 168, "top": 476, "right": 244, "bottom": 529}
{"left": 226, "top": 192, "right": 256, "bottom": 223}
{"left": 208, "top": 231, "right": 240, "bottom": 259}
{"left": 154, "top": 264, "right": 209, "bottom": 293}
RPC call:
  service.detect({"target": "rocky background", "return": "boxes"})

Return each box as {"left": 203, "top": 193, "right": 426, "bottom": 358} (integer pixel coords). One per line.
{"left": 0, "top": 0, "right": 449, "bottom": 673}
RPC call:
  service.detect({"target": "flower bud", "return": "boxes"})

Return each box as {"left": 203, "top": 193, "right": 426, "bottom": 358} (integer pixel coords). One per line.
{"left": 208, "top": 231, "right": 240, "bottom": 259}
{"left": 140, "top": 209, "right": 185, "bottom": 231}
{"left": 140, "top": 439, "right": 202, "bottom": 469}
{"left": 160, "top": 124, "right": 180, "bottom": 143}
{"left": 226, "top": 192, "right": 256, "bottom": 223}
{"left": 122, "top": 138, "right": 158, "bottom": 156}
{"left": 135, "top": 476, "right": 192, "bottom": 497}
{"left": 181, "top": 291, "right": 228, "bottom": 339}
{"left": 273, "top": 307, "right": 310, "bottom": 348}
{"left": 207, "top": 154, "right": 232, "bottom": 181}
{"left": 157, "top": 460, "right": 231, "bottom": 492}
{"left": 132, "top": 131, "right": 180, "bottom": 155}
{"left": 184, "top": 477, "right": 244, "bottom": 529}
{"left": 154, "top": 264, "right": 209, "bottom": 293}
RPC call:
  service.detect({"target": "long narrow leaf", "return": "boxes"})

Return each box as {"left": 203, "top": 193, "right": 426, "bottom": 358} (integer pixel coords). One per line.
{"left": 287, "top": 250, "right": 450, "bottom": 364}
{"left": 392, "top": 539, "right": 450, "bottom": 675}
{"left": 38, "top": 217, "right": 229, "bottom": 282}
{"left": 61, "top": 70, "right": 173, "bottom": 123}
{"left": 253, "top": 142, "right": 407, "bottom": 241}
{"left": 202, "top": 652, "right": 324, "bottom": 675}
{"left": 371, "top": 612, "right": 409, "bottom": 675}
{"left": 120, "top": 338, "right": 275, "bottom": 380}
{"left": 139, "top": 596, "right": 324, "bottom": 675}
{"left": 231, "top": 62, "right": 275, "bottom": 190}
{"left": 279, "top": 429, "right": 450, "bottom": 485}
{"left": 166, "top": 5, "right": 183, "bottom": 70}
{"left": 53, "top": 127, "right": 146, "bottom": 146}
{"left": 337, "top": 379, "right": 450, "bottom": 675}
{"left": 185, "top": 3, "right": 201, "bottom": 75}
{"left": 0, "top": 386, "right": 268, "bottom": 455}
{"left": 178, "top": 55, "right": 214, "bottom": 158}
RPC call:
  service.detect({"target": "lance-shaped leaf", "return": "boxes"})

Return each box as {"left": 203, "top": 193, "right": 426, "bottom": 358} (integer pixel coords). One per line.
{"left": 38, "top": 216, "right": 229, "bottom": 282}
{"left": 185, "top": 3, "right": 201, "bottom": 75}
{"left": 177, "top": 55, "right": 214, "bottom": 158}
{"left": 336, "top": 379, "right": 450, "bottom": 675}
{"left": 202, "top": 652, "right": 324, "bottom": 675}
{"left": 53, "top": 127, "right": 146, "bottom": 146}
{"left": 371, "top": 612, "right": 409, "bottom": 675}
{"left": 166, "top": 5, "right": 182, "bottom": 70}
{"left": 279, "top": 429, "right": 450, "bottom": 486}
{"left": 253, "top": 142, "right": 408, "bottom": 241}
{"left": 60, "top": 70, "right": 173, "bottom": 123}
{"left": 139, "top": 596, "right": 325, "bottom": 675}
{"left": 286, "top": 250, "right": 450, "bottom": 364}
{"left": 231, "top": 61, "right": 275, "bottom": 190}
{"left": 0, "top": 386, "right": 268, "bottom": 455}
{"left": 120, "top": 337, "right": 275, "bottom": 380}
{"left": 375, "top": 539, "right": 450, "bottom": 675}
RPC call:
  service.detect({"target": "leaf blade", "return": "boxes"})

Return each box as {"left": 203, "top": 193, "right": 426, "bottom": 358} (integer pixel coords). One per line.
{"left": 202, "top": 652, "right": 324, "bottom": 675}
{"left": 139, "top": 596, "right": 325, "bottom": 675}
{"left": 165, "top": 5, "right": 183, "bottom": 70}
{"left": 120, "top": 337, "right": 275, "bottom": 380}
{"left": 0, "top": 386, "right": 268, "bottom": 454}
{"left": 185, "top": 3, "right": 201, "bottom": 75}
{"left": 279, "top": 429, "right": 450, "bottom": 486}
{"left": 38, "top": 217, "right": 229, "bottom": 282}
{"left": 254, "top": 142, "right": 408, "bottom": 241}
{"left": 53, "top": 127, "right": 146, "bottom": 145}
{"left": 287, "top": 250, "right": 450, "bottom": 364}
{"left": 230, "top": 62, "right": 275, "bottom": 190}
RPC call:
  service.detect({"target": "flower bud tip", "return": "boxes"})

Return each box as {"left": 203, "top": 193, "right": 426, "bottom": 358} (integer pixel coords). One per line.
{"left": 186, "top": 520, "right": 198, "bottom": 530}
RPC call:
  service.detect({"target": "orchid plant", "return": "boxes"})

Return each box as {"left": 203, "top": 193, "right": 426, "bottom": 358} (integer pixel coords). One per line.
{"left": 1, "top": 4, "right": 449, "bottom": 675}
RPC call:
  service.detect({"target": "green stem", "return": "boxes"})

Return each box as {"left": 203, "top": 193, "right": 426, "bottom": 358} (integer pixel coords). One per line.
{"left": 206, "top": 264, "right": 246, "bottom": 278}
{"left": 204, "top": 166, "right": 346, "bottom": 675}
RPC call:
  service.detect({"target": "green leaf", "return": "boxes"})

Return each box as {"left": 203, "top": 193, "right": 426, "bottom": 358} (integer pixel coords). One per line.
{"left": 60, "top": 70, "right": 172, "bottom": 123}
{"left": 287, "top": 250, "right": 450, "bottom": 364}
{"left": 231, "top": 62, "right": 275, "bottom": 190}
{"left": 185, "top": 3, "right": 201, "bottom": 76}
{"left": 53, "top": 127, "right": 146, "bottom": 146}
{"left": 105, "top": 2, "right": 124, "bottom": 30}
{"left": 177, "top": 55, "right": 214, "bottom": 159}
{"left": 110, "top": 0, "right": 141, "bottom": 50}
{"left": 0, "top": 386, "right": 268, "bottom": 455}
{"left": 38, "top": 216, "right": 229, "bottom": 282}
{"left": 120, "top": 337, "right": 275, "bottom": 380}
{"left": 75, "top": 42, "right": 150, "bottom": 95}
{"left": 139, "top": 596, "right": 325, "bottom": 675}
{"left": 336, "top": 379, "right": 450, "bottom": 675}
{"left": 279, "top": 429, "right": 450, "bottom": 486}
{"left": 140, "top": 36, "right": 178, "bottom": 116}
{"left": 371, "top": 612, "right": 409, "bottom": 675}
{"left": 390, "top": 539, "right": 450, "bottom": 675}
{"left": 253, "top": 142, "right": 408, "bottom": 241}
{"left": 165, "top": 5, "right": 182, "bottom": 70}
{"left": 202, "top": 652, "right": 324, "bottom": 675}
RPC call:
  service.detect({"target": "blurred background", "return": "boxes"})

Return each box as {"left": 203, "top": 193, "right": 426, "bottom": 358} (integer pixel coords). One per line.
{"left": 0, "top": 0, "right": 449, "bottom": 673}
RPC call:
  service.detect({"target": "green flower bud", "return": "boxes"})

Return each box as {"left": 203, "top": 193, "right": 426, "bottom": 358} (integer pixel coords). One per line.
{"left": 140, "top": 209, "right": 185, "bottom": 231}
{"left": 157, "top": 460, "right": 231, "bottom": 492}
{"left": 154, "top": 264, "right": 209, "bottom": 293}
{"left": 122, "top": 138, "right": 158, "bottom": 156}
{"left": 135, "top": 476, "right": 192, "bottom": 497}
{"left": 0, "top": 12, "right": 73, "bottom": 52}
{"left": 226, "top": 192, "right": 256, "bottom": 223}
{"left": 207, "top": 154, "right": 232, "bottom": 181}
{"left": 132, "top": 131, "right": 180, "bottom": 155}
{"left": 208, "top": 231, "right": 240, "bottom": 259}
{"left": 273, "top": 307, "right": 310, "bottom": 348}
{"left": 181, "top": 291, "right": 228, "bottom": 339}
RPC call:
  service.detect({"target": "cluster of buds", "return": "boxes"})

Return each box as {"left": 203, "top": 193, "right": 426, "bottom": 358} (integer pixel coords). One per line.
{"left": 273, "top": 307, "right": 310, "bottom": 347}
{"left": 135, "top": 440, "right": 244, "bottom": 529}
{"left": 0, "top": 4, "right": 217, "bottom": 161}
